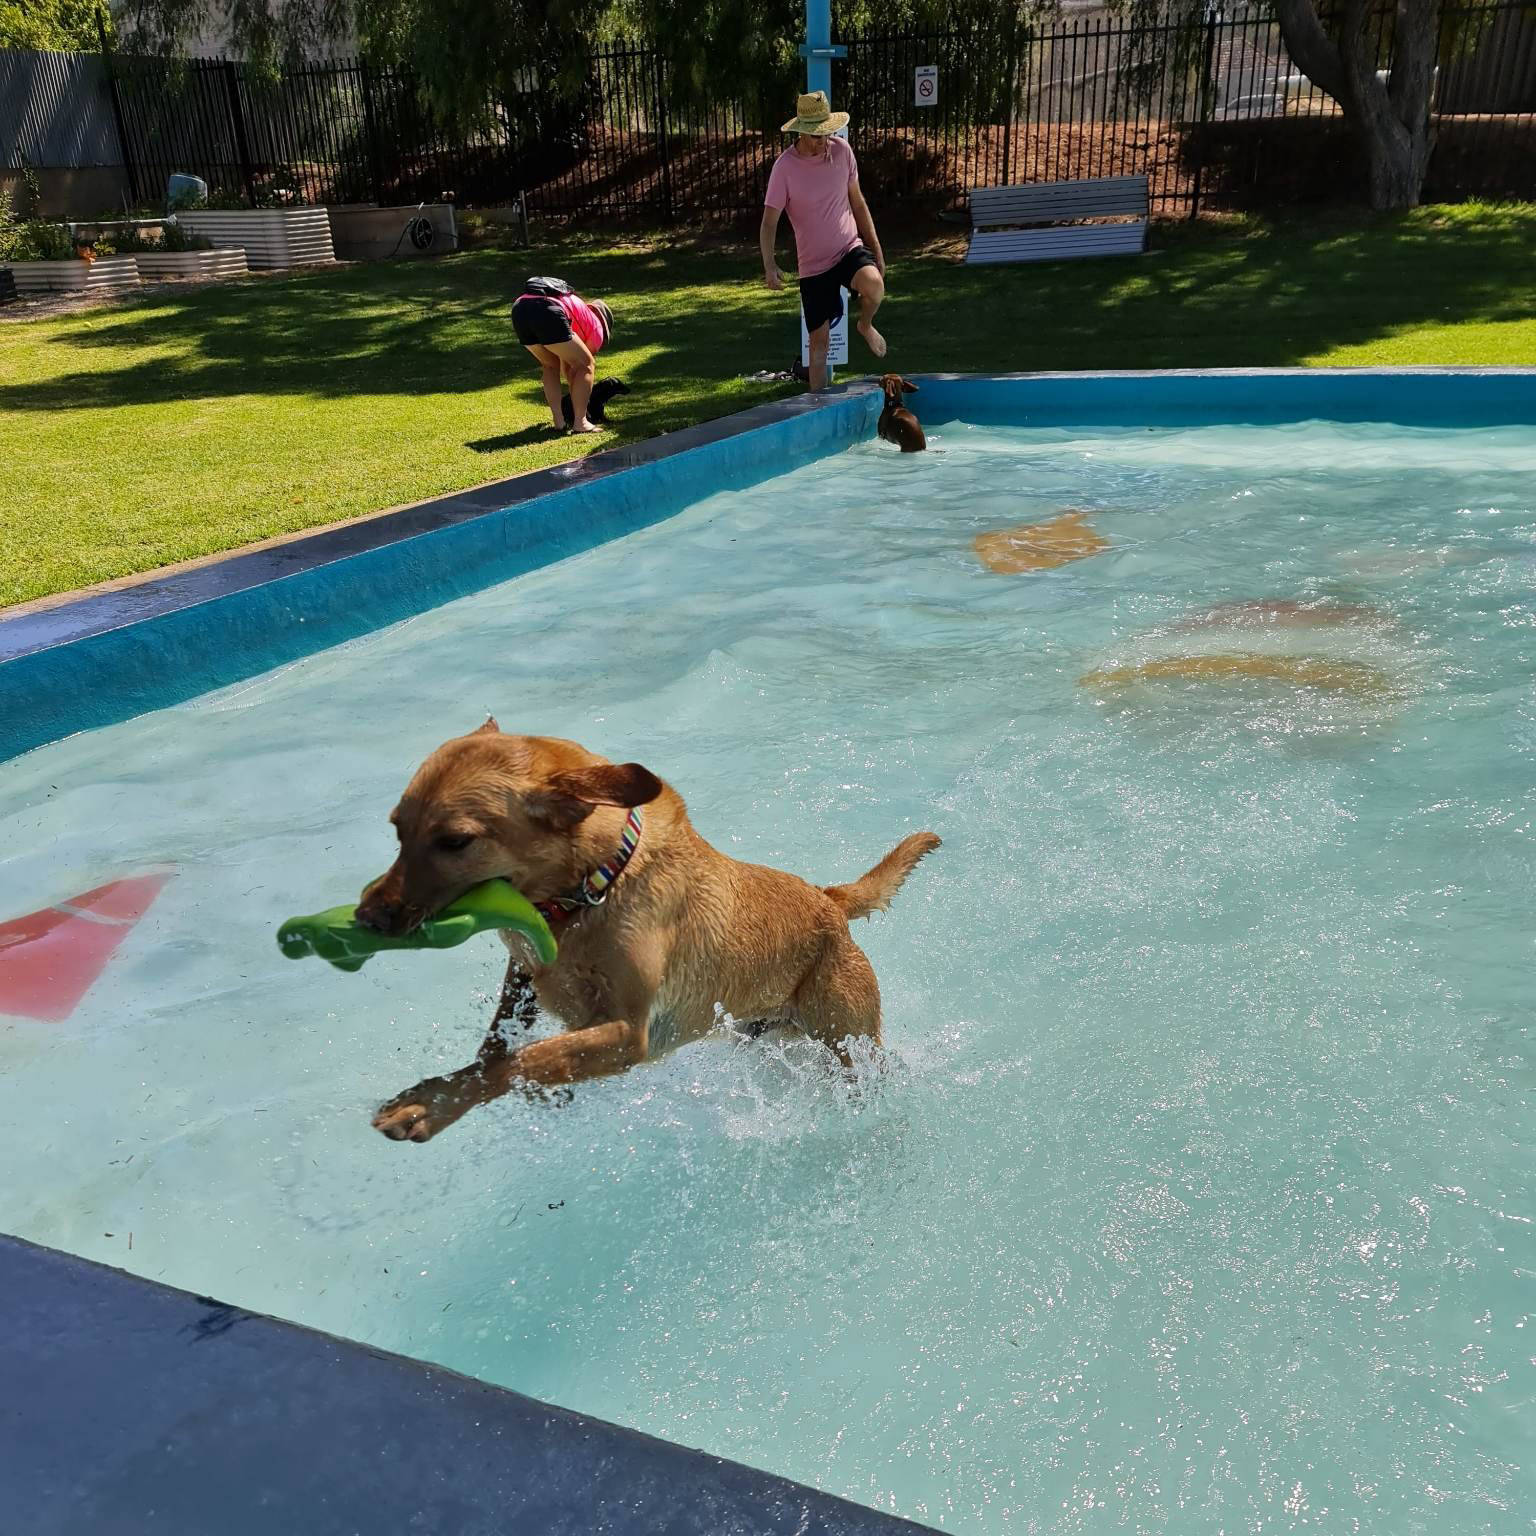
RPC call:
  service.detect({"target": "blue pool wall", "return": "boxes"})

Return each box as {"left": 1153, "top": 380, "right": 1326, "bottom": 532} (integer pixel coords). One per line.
{"left": 3, "top": 367, "right": 1534, "bottom": 763}
{"left": 915, "top": 367, "right": 1536, "bottom": 428}
{"left": 0, "top": 390, "right": 880, "bottom": 761}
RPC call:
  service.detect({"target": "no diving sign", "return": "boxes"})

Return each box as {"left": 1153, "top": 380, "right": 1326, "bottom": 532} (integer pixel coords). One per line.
{"left": 915, "top": 65, "right": 938, "bottom": 107}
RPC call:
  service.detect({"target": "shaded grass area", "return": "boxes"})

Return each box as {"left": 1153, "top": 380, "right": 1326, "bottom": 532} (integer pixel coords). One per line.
{"left": 2, "top": 201, "right": 1533, "bottom": 607}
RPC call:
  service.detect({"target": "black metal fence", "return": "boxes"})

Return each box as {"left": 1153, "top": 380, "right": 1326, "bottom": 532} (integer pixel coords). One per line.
{"left": 840, "top": 2, "right": 1536, "bottom": 216}
{"left": 19, "top": 0, "right": 1536, "bottom": 222}
{"left": 90, "top": 45, "right": 796, "bottom": 217}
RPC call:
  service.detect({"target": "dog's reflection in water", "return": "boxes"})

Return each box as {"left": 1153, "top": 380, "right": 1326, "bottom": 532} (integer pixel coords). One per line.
{"left": 1080, "top": 652, "right": 1399, "bottom": 700}
{"left": 973, "top": 510, "right": 1108, "bottom": 573}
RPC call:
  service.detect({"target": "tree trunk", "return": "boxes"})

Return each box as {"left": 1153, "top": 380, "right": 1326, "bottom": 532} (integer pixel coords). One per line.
{"left": 1359, "top": 107, "right": 1434, "bottom": 210}
{"left": 1272, "top": 0, "right": 1440, "bottom": 211}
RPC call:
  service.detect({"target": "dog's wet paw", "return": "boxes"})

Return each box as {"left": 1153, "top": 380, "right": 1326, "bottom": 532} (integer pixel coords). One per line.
{"left": 372, "top": 1098, "right": 437, "bottom": 1141}
{"left": 372, "top": 1075, "right": 467, "bottom": 1142}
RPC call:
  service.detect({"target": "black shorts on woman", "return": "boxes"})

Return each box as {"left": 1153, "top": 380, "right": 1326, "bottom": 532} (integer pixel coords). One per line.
{"left": 798, "top": 244, "right": 878, "bottom": 335}
{"left": 511, "top": 294, "right": 573, "bottom": 347}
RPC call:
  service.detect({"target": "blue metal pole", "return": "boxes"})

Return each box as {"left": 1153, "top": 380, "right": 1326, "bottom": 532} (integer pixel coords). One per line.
{"left": 805, "top": 0, "right": 832, "bottom": 95}
{"left": 797, "top": 0, "right": 843, "bottom": 381}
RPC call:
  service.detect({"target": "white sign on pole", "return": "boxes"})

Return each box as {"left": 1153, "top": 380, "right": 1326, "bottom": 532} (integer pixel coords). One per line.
{"left": 801, "top": 291, "right": 850, "bottom": 367}
{"left": 915, "top": 65, "right": 938, "bottom": 107}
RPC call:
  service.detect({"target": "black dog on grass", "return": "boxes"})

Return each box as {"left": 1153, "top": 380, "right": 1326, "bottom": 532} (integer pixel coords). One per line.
{"left": 561, "top": 377, "right": 631, "bottom": 427}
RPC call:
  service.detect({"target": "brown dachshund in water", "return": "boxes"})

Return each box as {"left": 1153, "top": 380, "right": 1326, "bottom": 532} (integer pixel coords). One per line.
{"left": 355, "top": 724, "right": 941, "bottom": 1142}
{"left": 877, "top": 374, "right": 926, "bottom": 453}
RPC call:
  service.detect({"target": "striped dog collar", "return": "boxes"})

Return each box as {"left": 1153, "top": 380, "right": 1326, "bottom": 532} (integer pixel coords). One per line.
{"left": 536, "top": 807, "right": 644, "bottom": 925}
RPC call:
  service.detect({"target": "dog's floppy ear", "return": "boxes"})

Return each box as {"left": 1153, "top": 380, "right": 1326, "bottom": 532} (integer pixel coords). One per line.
{"left": 474, "top": 716, "right": 500, "bottom": 736}
{"left": 901, "top": 378, "right": 919, "bottom": 394}
{"left": 550, "top": 762, "right": 662, "bottom": 808}
{"left": 530, "top": 762, "right": 663, "bottom": 830}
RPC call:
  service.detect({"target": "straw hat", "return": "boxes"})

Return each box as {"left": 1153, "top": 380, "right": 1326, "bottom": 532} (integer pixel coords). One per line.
{"left": 782, "top": 91, "right": 849, "bottom": 136}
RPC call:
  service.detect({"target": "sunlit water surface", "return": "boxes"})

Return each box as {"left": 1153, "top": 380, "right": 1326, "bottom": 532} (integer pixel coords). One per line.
{"left": 2, "top": 418, "right": 1533, "bottom": 1534}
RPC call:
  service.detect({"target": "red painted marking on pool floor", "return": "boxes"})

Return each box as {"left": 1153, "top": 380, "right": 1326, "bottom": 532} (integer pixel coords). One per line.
{"left": 0, "top": 874, "right": 170, "bottom": 1022}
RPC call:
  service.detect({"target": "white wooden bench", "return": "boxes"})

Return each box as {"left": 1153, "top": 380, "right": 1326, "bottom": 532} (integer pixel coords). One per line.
{"left": 965, "top": 175, "right": 1149, "bottom": 265}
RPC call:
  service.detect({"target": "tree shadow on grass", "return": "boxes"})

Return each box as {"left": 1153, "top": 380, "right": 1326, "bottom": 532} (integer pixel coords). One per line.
{"left": 895, "top": 209, "right": 1535, "bottom": 375}
{"left": 2, "top": 209, "right": 1533, "bottom": 422}
{"left": 0, "top": 244, "right": 793, "bottom": 421}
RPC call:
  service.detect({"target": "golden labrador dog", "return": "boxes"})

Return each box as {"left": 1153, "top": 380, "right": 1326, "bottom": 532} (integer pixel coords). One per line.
{"left": 356, "top": 723, "right": 940, "bottom": 1142}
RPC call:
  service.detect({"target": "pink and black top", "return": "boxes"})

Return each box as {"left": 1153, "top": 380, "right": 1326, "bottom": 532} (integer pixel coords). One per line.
{"left": 512, "top": 282, "right": 609, "bottom": 354}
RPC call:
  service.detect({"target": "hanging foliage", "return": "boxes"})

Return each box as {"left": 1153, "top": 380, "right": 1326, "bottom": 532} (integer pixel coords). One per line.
{"left": 0, "top": 0, "right": 113, "bottom": 49}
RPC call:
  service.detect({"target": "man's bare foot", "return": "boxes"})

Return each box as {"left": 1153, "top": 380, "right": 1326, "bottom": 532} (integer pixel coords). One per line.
{"left": 548, "top": 414, "right": 564, "bottom": 430}
{"left": 858, "top": 320, "right": 888, "bottom": 358}
{"left": 569, "top": 419, "right": 601, "bottom": 434}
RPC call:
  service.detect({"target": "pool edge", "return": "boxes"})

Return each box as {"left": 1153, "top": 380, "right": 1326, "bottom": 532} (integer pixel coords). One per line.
{"left": 5, "top": 365, "right": 1534, "bottom": 763}
{"left": 1, "top": 1231, "right": 940, "bottom": 1536}
{"left": 0, "top": 385, "right": 881, "bottom": 759}
{"left": 910, "top": 365, "right": 1536, "bottom": 427}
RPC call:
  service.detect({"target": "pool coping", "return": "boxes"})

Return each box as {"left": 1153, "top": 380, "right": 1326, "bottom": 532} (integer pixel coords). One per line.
{"left": 0, "top": 382, "right": 884, "bottom": 759}
{"left": 7, "top": 364, "right": 1534, "bottom": 666}
{"left": 4, "top": 365, "right": 1535, "bottom": 763}
{"left": 0, "top": 383, "right": 871, "bottom": 663}
{"left": 2, "top": 1232, "right": 940, "bottom": 1536}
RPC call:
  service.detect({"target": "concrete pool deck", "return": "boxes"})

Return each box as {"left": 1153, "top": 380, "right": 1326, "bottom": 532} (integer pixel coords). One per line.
{"left": 2, "top": 1234, "right": 939, "bottom": 1536}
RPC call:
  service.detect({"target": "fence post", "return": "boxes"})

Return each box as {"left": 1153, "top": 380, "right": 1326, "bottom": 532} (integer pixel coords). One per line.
{"left": 359, "top": 60, "right": 386, "bottom": 204}
{"left": 221, "top": 58, "right": 258, "bottom": 206}
{"left": 652, "top": 49, "right": 675, "bottom": 221}
{"left": 1188, "top": 9, "right": 1219, "bottom": 221}
{"left": 96, "top": 12, "right": 141, "bottom": 207}
{"left": 1001, "top": 13, "right": 1022, "bottom": 187}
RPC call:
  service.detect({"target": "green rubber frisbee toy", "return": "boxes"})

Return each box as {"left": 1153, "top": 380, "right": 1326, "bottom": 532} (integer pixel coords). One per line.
{"left": 277, "top": 879, "right": 558, "bottom": 973}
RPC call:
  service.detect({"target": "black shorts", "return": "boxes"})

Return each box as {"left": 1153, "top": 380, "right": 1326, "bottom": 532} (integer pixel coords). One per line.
{"left": 799, "top": 244, "right": 878, "bottom": 334}
{"left": 512, "top": 294, "right": 573, "bottom": 347}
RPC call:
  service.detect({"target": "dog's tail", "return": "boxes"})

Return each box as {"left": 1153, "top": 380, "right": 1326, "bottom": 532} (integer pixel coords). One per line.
{"left": 823, "top": 832, "right": 941, "bottom": 921}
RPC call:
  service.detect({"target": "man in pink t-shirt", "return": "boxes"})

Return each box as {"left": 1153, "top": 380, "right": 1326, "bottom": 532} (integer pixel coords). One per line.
{"left": 760, "top": 91, "right": 887, "bottom": 391}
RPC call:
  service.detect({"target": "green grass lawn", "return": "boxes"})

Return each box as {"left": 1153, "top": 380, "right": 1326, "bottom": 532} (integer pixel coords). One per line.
{"left": 2, "top": 201, "right": 1533, "bottom": 608}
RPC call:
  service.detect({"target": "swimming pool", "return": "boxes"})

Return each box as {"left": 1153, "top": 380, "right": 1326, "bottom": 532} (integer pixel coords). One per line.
{"left": 2, "top": 375, "right": 1533, "bottom": 1533}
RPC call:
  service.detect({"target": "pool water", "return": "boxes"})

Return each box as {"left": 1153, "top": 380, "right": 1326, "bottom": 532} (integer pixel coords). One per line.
{"left": 2, "top": 416, "right": 1533, "bottom": 1534}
